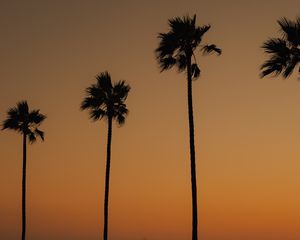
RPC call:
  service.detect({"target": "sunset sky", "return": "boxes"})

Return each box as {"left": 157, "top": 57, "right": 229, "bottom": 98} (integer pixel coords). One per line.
{"left": 1, "top": 0, "right": 300, "bottom": 239}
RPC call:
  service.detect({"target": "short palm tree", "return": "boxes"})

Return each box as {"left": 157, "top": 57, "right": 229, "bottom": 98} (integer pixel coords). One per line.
{"left": 155, "top": 14, "right": 221, "bottom": 240}
{"left": 261, "top": 16, "right": 300, "bottom": 78}
{"left": 2, "top": 101, "right": 46, "bottom": 240}
{"left": 81, "top": 71, "right": 130, "bottom": 240}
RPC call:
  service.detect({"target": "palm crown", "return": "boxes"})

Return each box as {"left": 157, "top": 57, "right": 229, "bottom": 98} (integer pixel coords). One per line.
{"left": 261, "top": 17, "right": 300, "bottom": 78}
{"left": 155, "top": 14, "right": 221, "bottom": 78}
{"left": 81, "top": 71, "right": 130, "bottom": 125}
{"left": 2, "top": 101, "right": 46, "bottom": 143}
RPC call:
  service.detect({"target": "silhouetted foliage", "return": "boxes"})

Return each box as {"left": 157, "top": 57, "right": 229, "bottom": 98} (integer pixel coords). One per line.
{"left": 81, "top": 71, "right": 130, "bottom": 125}
{"left": 155, "top": 14, "right": 221, "bottom": 78}
{"left": 261, "top": 17, "right": 300, "bottom": 78}
{"left": 2, "top": 101, "right": 46, "bottom": 142}
{"left": 81, "top": 71, "right": 130, "bottom": 240}
{"left": 155, "top": 14, "right": 221, "bottom": 240}
{"left": 2, "top": 100, "right": 46, "bottom": 240}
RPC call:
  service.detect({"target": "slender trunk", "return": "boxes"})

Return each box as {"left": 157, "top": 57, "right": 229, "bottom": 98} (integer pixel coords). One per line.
{"left": 22, "top": 134, "right": 27, "bottom": 240}
{"left": 103, "top": 117, "right": 112, "bottom": 240}
{"left": 187, "top": 56, "right": 198, "bottom": 240}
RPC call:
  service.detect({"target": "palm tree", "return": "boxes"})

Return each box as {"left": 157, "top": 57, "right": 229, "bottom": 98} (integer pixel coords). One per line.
{"left": 261, "top": 16, "right": 300, "bottom": 78}
{"left": 81, "top": 71, "right": 130, "bottom": 240}
{"left": 155, "top": 15, "right": 221, "bottom": 240}
{"left": 2, "top": 101, "right": 46, "bottom": 240}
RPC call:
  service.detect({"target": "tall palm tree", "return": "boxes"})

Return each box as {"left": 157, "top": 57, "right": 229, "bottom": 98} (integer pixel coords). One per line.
{"left": 155, "top": 14, "right": 221, "bottom": 240}
{"left": 81, "top": 71, "right": 130, "bottom": 240}
{"left": 261, "top": 16, "right": 300, "bottom": 78}
{"left": 2, "top": 101, "right": 46, "bottom": 240}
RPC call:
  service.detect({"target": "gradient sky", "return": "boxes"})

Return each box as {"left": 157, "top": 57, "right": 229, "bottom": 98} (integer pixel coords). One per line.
{"left": 1, "top": 0, "right": 300, "bottom": 239}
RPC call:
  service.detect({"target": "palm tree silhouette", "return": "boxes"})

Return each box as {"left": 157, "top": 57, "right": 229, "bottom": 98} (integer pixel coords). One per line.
{"left": 2, "top": 101, "right": 46, "bottom": 240}
{"left": 261, "top": 17, "right": 300, "bottom": 78}
{"left": 155, "top": 14, "right": 221, "bottom": 240}
{"left": 81, "top": 71, "right": 130, "bottom": 240}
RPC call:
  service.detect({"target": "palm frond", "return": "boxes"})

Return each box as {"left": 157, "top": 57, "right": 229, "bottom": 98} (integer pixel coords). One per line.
{"left": 17, "top": 101, "right": 29, "bottom": 115}
{"left": 278, "top": 17, "right": 300, "bottom": 46}
{"left": 201, "top": 44, "right": 222, "bottom": 55}
{"left": 96, "top": 71, "right": 113, "bottom": 94}
{"left": 197, "top": 25, "right": 211, "bottom": 37}
{"left": 116, "top": 114, "right": 126, "bottom": 126}
{"left": 28, "top": 110, "right": 46, "bottom": 124}
{"left": 2, "top": 108, "right": 20, "bottom": 130}
{"left": 191, "top": 63, "right": 201, "bottom": 79}
{"left": 260, "top": 62, "right": 283, "bottom": 77}
{"left": 176, "top": 54, "right": 187, "bottom": 71}
{"left": 283, "top": 56, "right": 299, "bottom": 78}
{"left": 113, "top": 81, "right": 131, "bottom": 100}
{"left": 156, "top": 33, "right": 178, "bottom": 59}
{"left": 262, "top": 38, "right": 289, "bottom": 55}
{"left": 34, "top": 129, "right": 45, "bottom": 141}
{"left": 81, "top": 96, "right": 99, "bottom": 110}
{"left": 28, "top": 132, "right": 37, "bottom": 143}
{"left": 114, "top": 103, "right": 128, "bottom": 126}
{"left": 89, "top": 109, "right": 106, "bottom": 121}
{"left": 158, "top": 56, "right": 177, "bottom": 71}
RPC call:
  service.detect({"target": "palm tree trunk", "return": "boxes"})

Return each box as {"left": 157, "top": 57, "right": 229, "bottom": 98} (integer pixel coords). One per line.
{"left": 187, "top": 56, "right": 198, "bottom": 240}
{"left": 22, "top": 133, "right": 27, "bottom": 240}
{"left": 103, "top": 117, "right": 112, "bottom": 240}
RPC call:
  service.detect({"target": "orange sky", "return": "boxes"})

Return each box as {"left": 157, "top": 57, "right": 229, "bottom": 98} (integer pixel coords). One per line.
{"left": 1, "top": 0, "right": 300, "bottom": 239}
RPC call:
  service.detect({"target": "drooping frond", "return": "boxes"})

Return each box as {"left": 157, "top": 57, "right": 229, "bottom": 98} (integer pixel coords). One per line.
{"left": 89, "top": 108, "right": 106, "bottom": 121}
{"left": 283, "top": 55, "right": 299, "bottom": 77}
{"left": 28, "top": 132, "right": 37, "bottom": 143}
{"left": 201, "top": 44, "right": 222, "bottom": 55}
{"left": 158, "top": 56, "right": 177, "bottom": 71}
{"left": 81, "top": 72, "right": 130, "bottom": 125}
{"left": 34, "top": 129, "right": 44, "bottom": 141}
{"left": 191, "top": 63, "right": 201, "bottom": 79}
{"left": 176, "top": 54, "right": 187, "bottom": 71}
{"left": 260, "top": 59, "right": 285, "bottom": 77}
{"left": 114, "top": 104, "right": 128, "bottom": 126}
{"left": 2, "top": 100, "right": 46, "bottom": 143}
